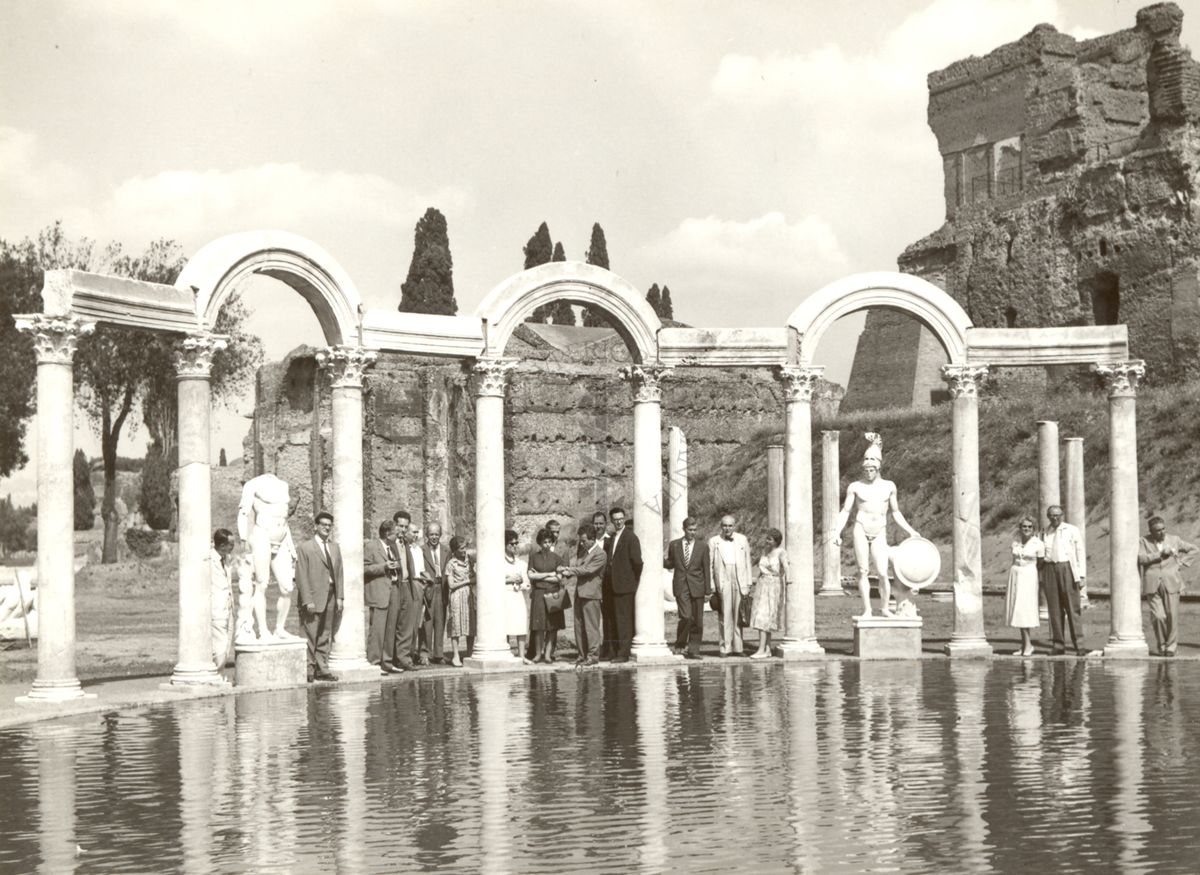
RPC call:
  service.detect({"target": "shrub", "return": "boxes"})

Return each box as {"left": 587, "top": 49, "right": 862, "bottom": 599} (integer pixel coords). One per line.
{"left": 139, "top": 444, "right": 174, "bottom": 530}
{"left": 125, "top": 527, "right": 162, "bottom": 559}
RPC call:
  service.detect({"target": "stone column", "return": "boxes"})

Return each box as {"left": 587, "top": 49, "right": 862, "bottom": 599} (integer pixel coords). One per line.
{"left": 169, "top": 333, "right": 229, "bottom": 687}
{"left": 775, "top": 366, "right": 824, "bottom": 658}
{"left": 667, "top": 426, "right": 688, "bottom": 540}
{"left": 316, "top": 345, "right": 378, "bottom": 677}
{"left": 818, "top": 430, "right": 842, "bottom": 597}
{"left": 620, "top": 365, "right": 678, "bottom": 663}
{"left": 466, "top": 358, "right": 520, "bottom": 669}
{"left": 767, "top": 444, "right": 785, "bottom": 532}
{"left": 1095, "top": 361, "right": 1149, "bottom": 657}
{"left": 14, "top": 315, "right": 95, "bottom": 703}
{"left": 1036, "top": 420, "right": 1060, "bottom": 524}
{"left": 942, "top": 365, "right": 991, "bottom": 657}
{"left": 1063, "top": 436, "right": 1088, "bottom": 603}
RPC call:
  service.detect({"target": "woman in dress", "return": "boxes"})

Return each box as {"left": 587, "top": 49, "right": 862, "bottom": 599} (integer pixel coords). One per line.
{"left": 503, "top": 529, "right": 533, "bottom": 664}
{"left": 750, "top": 528, "right": 787, "bottom": 659}
{"left": 527, "top": 528, "right": 567, "bottom": 662}
{"left": 1006, "top": 516, "right": 1043, "bottom": 656}
{"left": 446, "top": 535, "right": 474, "bottom": 666}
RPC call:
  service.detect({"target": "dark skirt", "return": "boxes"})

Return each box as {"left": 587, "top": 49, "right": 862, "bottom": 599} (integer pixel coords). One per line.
{"left": 530, "top": 585, "right": 566, "bottom": 631}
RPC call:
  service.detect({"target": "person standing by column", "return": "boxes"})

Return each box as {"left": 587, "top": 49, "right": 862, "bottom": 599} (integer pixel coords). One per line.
{"left": 380, "top": 514, "right": 415, "bottom": 674}
{"left": 1138, "top": 516, "right": 1198, "bottom": 657}
{"left": 604, "top": 507, "right": 642, "bottom": 663}
{"left": 419, "top": 522, "right": 450, "bottom": 664}
{"left": 560, "top": 523, "right": 607, "bottom": 666}
{"left": 709, "top": 515, "right": 752, "bottom": 657}
{"left": 210, "top": 528, "right": 236, "bottom": 670}
{"left": 295, "top": 511, "right": 344, "bottom": 682}
{"left": 665, "top": 517, "right": 710, "bottom": 659}
{"left": 1039, "top": 505, "right": 1086, "bottom": 655}
{"left": 363, "top": 520, "right": 399, "bottom": 666}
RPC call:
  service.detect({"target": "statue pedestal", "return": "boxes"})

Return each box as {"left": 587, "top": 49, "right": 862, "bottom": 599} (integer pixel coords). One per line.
{"left": 235, "top": 640, "right": 307, "bottom": 688}
{"left": 852, "top": 615, "right": 923, "bottom": 659}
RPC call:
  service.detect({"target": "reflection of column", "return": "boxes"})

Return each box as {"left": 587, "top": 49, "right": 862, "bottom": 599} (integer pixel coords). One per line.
{"left": 1064, "top": 436, "right": 1088, "bottom": 606}
{"left": 818, "top": 431, "right": 842, "bottom": 597}
{"left": 467, "top": 359, "right": 520, "bottom": 667}
{"left": 786, "top": 664, "right": 822, "bottom": 872}
{"left": 318, "top": 346, "right": 378, "bottom": 675}
{"left": 34, "top": 723, "right": 79, "bottom": 873}
{"left": 178, "top": 700, "right": 221, "bottom": 871}
{"left": 237, "top": 690, "right": 303, "bottom": 870}
{"left": 1036, "top": 420, "right": 1060, "bottom": 524}
{"left": 637, "top": 669, "right": 670, "bottom": 874}
{"left": 621, "top": 365, "right": 678, "bottom": 663}
{"left": 951, "top": 662, "right": 989, "bottom": 870}
{"left": 14, "top": 314, "right": 95, "bottom": 702}
{"left": 1108, "top": 662, "right": 1149, "bottom": 870}
{"left": 171, "top": 333, "right": 228, "bottom": 686}
{"left": 1096, "top": 362, "right": 1149, "bottom": 657}
{"left": 477, "top": 677, "right": 513, "bottom": 874}
{"left": 942, "top": 365, "right": 991, "bottom": 657}
{"left": 776, "top": 367, "right": 824, "bottom": 658}
{"left": 333, "top": 688, "right": 370, "bottom": 874}
{"left": 667, "top": 426, "right": 688, "bottom": 540}
{"left": 767, "top": 444, "right": 785, "bottom": 532}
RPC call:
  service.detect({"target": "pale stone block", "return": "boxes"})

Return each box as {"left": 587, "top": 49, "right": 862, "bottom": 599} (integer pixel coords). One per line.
{"left": 235, "top": 641, "right": 307, "bottom": 687}
{"left": 852, "top": 616, "right": 923, "bottom": 659}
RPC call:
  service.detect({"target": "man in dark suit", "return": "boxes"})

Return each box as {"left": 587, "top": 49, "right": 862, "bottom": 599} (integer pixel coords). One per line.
{"left": 418, "top": 521, "right": 451, "bottom": 664}
{"left": 295, "top": 510, "right": 344, "bottom": 682}
{"left": 381, "top": 510, "right": 417, "bottom": 673}
{"left": 364, "top": 519, "right": 399, "bottom": 666}
{"left": 604, "top": 507, "right": 642, "bottom": 663}
{"left": 665, "top": 517, "right": 711, "bottom": 659}
{"left": 559, "top": 523, "right": 607, "bottom": 666}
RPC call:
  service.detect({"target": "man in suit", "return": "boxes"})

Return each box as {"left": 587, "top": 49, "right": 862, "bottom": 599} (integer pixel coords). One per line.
{"left": 603, "top": 507, "right": 642, "bottom": 662}
{"left": 382, "top": 514, "right": 420, "bottom": 672}
{"left": 559, "top": 523, "right": 607, "bottom": 666}
{"left": 1039, "top": 504, "right": 1087, "bottom": 655}
{"left": 709, "top": 514, "right": 752, "bottom": 657}
{"left": 665, "top": 517, "right": 711, "bottom": 659}
{"left": 295, "top": 511, "right": 344, "bottom": 682}
{"left": 418, "top": 521, "right": 451, "bottom": 664}
{"left": 1138, "top": 516, "right": 1198, "bottom": 657}
{"left": 364, "top": 519, "right": 400, "bottom": 666}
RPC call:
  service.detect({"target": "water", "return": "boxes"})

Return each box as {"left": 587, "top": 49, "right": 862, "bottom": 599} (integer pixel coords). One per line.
{"left": 2, "top": 660, "right": 1199, "bottom": 874}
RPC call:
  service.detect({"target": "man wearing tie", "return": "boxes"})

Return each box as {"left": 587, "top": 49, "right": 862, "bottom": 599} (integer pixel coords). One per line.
{"left": 419, "top": 521, "right": 451, "bottom": 664}
{"left": 295, "top": 511, "right": 344, "bottom": 682}
{"left": 1039, "top": 504, "right": 1086, "bottom": 655}
{"left": 665, "top": 517, "right": 711, "bottom": 659}
{"left": 363, "top": 519, "right": 399, "bottom": 666}
{"left": 381, "top": 513, "right": 417, "bottom": 673}
{"left": 709, "top": 514, "right": 752, "bottom": 657}
{"left": 604, "top": 507, "right": 642, "bottom": 663}
{"left": 559, "top": 523, "right": 608, "bottom": 666}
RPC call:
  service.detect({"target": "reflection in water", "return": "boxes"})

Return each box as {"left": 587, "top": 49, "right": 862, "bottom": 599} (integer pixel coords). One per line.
{"left": 6, "top": 661, "right": 1200, "bottom": 873}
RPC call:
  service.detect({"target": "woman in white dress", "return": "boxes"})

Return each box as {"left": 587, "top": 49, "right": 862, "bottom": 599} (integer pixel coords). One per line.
{"left": 1006, "top": 516, "right": 1044, "bottom": 656}
{"left": 503, "top": 529, "right": 532, "bottom": 664}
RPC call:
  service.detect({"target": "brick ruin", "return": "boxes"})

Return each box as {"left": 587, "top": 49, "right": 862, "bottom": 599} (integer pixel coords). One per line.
{"left": 843, "top": 2, "right": 1200, "bottom": 410}
{"left": 244, "top": 323, "right": 843, "bottom": 542}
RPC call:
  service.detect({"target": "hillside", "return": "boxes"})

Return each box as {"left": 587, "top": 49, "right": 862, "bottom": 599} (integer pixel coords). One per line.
{"left": 688, "top": 381, "right": 1200, "bottom": 592}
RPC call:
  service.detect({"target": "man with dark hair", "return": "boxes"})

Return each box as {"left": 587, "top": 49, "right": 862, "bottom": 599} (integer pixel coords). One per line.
{"left": 559, "top": 523, "right": 607, "bottom": 666}
{"left": 211, "top": 528, "right": 236, "bottom": 669}
{"left": 382, "top": 511, "right": 418, "bottom": 673}
{"left": 295, "top": 511, "right": 343, "bottom": 682}
{"left": 364, "top": 519, "right": 400, "bottom": 666}
{"left": 666, "top": 517, "right": 710, "bottom": 659}
{"left": 602, "top": 506, "right": 642, "bottom": 662}
{"left": 1138, "top": 516, "right": 1198, "bottom": 657}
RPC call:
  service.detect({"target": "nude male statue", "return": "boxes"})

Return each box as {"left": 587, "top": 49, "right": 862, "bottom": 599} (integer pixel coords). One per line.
{"left": 236, "top": 473, "right": 301, "bottom": 644}
{"left": 833, "top": 433, "right": 920, "bottom": 618}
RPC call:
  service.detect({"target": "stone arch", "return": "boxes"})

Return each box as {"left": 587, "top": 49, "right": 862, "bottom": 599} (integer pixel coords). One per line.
{"left": 787, "top": 271, "right": 972, "bottom": 366}
{"left": 475, "top": 261, "right": 662, "bottom": 363}
{"left": 176, "top": 230, "right": 363, "bottom": 346}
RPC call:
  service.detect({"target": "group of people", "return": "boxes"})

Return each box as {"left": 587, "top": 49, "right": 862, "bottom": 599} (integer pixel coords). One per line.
{"left": 1004, "top": 506, "right": 1197, "bottom": 656}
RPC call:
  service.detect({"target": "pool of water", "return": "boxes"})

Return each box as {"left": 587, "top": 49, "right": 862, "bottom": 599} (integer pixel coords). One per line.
{"left": 2, "top": 660, "right": 1199, "bottom": 873}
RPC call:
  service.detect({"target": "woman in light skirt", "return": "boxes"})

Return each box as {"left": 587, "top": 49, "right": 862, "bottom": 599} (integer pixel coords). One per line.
{"left": 1006, "top": 516, "right": 1044, "bottom": 656}
{"left": 750, "top": 528, "right": 787, "bottom": 658}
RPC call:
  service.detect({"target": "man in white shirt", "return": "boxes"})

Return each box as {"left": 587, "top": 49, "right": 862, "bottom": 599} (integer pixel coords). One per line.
{"left": 1040, "top": 504, "right": 1086, "bottom": 654}
{"left": 210, "top": 528, "right": 236, "bottom": 669}
{"left": 709, "top": 515, "right": 752, "bottom": 656}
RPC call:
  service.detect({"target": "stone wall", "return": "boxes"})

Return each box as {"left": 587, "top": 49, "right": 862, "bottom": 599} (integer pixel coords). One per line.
{"left": 844, "top": 2, "right": 1200, "bottom": 410}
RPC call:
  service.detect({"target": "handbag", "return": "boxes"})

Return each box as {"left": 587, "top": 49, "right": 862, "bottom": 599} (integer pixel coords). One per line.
{"left": 543, "top": 586, "right": 568, "bottom": 613}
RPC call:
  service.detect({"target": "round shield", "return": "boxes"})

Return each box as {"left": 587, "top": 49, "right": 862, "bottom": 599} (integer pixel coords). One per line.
{"left": 890, "top": 537, "right": 941, "bottom": 590}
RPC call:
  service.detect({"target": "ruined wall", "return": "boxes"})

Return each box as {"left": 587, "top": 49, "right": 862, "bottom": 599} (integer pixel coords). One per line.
{"left": 844, "top": 2, "right": 1200, "bottom": 410}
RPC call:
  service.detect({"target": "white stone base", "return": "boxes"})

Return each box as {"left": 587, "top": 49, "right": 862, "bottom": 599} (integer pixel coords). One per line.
{"left": 165, "top": 663, "right": 226, "bottom": 688}
{"left": 775, "top": 639, "right": 826, "bottom": 660}
{"left": 235, "top": 640, "right": 307, "bottom": 687}
{"left": 463, "top": 653, "right": 527, "bottom": 672}
{"left": 632, "top": 644, "right": 683, "bottom": 665}
{"left": 328, "top": 655, "right": 378, "bottom": 683}
{"left": 852, "top": 616, "right": 923, "bottom": 659}
{"left": 16, "top": 679, "right": 96, "bottom": 704}
{"left": 943, "top": 638, "right": 993, "bottom": 658}
{"left": 1102, "top": 637, "right": 1151, "bottom": 658}
{"left": 816, "top": 586, "right": 846, "bottom": 598}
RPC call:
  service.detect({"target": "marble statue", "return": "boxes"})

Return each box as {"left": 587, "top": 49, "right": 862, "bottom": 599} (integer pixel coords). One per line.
{"left": 833, "top": 432, "right": 921, "bottom": 618}
{"left": 236, "top": 473, "right": 300, "bottom": 644}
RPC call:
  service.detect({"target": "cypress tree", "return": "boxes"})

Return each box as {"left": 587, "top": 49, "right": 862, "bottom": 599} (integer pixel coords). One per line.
{"left": 582, "top": 223, "right": 610, "bottom": 327}
{"left": 399, "top": 207, "right": 457, "bottom": 315}
{"left": 646, "top": 283, "right": 662, "bottom": 316}
{"left": 548, "top": 242, "right": 575, "bottom": 325}
{"left": 218, "top": 448, "right": 227, "bottom": 467}
{"left": 525, "top": 222, "right": 555, "bottom": 323}
{"left": 660, "top": 285, "right": 674, "bottom": 320}
{"left": 73, "top": 449, "right": 95, "bottom": 531}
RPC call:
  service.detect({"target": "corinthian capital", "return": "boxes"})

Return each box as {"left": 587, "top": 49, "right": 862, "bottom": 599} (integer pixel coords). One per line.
{"left": 472, "top": 358, "right": 517, "bottom": 398}
{"left": 618, "top": 364, "right": 672, "bottom": 403}
{"left": 776, "top": 365, "right": 824, "bottom": 403}
{"left": 173, "top": 333, "right": 229, "bottom": 380}
{"left": 1093, "top": 360, "right": 1145, "bottom": 398}
{"left": 14, "top": 314, "right": 96, "bottom": 364}
{"left": 316, "top": 345, "right": 378, "bottom": 389}
{"left": 941, "top": 364, "right": 989, "bottom": 399}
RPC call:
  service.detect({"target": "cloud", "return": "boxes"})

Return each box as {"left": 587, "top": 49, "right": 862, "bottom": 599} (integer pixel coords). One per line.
{"left": 0, "top": 127, "right": 89, "bottom": 209}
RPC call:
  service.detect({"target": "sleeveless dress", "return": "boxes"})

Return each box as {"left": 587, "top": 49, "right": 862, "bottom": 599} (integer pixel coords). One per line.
{"left": 528, "top": 547, "right": 566, "bottom": 632}
{"left": 1005, "top": 537, "right": 1043, "bottom": 628}
{"left": 750, "top": 549, "right": 786, "bottom": 632}
{"left": 446, "top": 557, "right": 474, "bottom": 638}
{"left": 502, "top": 556, "right": 529, "bottom": 637}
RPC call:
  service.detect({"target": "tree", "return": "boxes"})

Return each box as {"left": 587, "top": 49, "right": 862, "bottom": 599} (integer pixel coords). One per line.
{"left": 582, "top": 223, "right": 611, "bottom": 327}
{"left": 524, "top": 222, "right": 556, "bottom": 324}
{"left": 0, "top": 495, "right": 37, "bottom": 556}
{"left": 547, "top": 242, "right": 575, "bottom": 325}
{"left": 398, "top": 207, "right": 457, "bottom": 315}
{"left": 646, "top": 283, "right": 662, "bottom": 316}
{"left": 660, "top": 285, "right": 674, "bottom": 320}
{"left": 73, "top": 449, "right": 95, "bottom": 531}
{"left": 139, "top": 443, "right": 174, "bottom": 530}
{"left": 219, "top": 448, "right": 227, "bottom": 467}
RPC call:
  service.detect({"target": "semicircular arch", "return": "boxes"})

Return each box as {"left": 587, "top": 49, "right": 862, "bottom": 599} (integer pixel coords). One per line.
{"left": 176, "top": 230, "right": 363, "bottom": 346}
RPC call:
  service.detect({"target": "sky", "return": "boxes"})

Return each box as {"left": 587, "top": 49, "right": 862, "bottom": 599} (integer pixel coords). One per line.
{"left": 1, "top": 0, "right": 1195, "bottom": 503}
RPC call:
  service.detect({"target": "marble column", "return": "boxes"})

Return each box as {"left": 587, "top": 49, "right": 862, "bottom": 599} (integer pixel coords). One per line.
{"left": 1096, "top": 361, "right": 1149, "bottom": 657}
{"left": 466, "top": 358, "right": 520, "bottom": 668}
{"left": 170, "top": 333, "right": 228, "bottom": 687}
{"left": 316, "top": 345, "right": 378, "bottom": 677}
{"left": 1063, "top": 436, "right": 1088, "bottom": 603}
{"left": 667, "top": 426, "right": 688, "bottom": 540}
{"left": 767, "top": 443, "right": 785, "bottom": 532}
{"left": 775, "top": 366, "right": 824, "bottom": 658}
{"left": 14, "top": 315, "right": 95, "bottom": 703}
{"left": 620, "top": 365, "right": 678, "bottom": 663}
{"left": 818, "top": 430, "right": 843, "bottom": 597}
{"left": 1036, "top": 420, "right": 1060, "bottom": 524}
{"left": 942, "top": 365, "right": 991, "bottom": 657}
